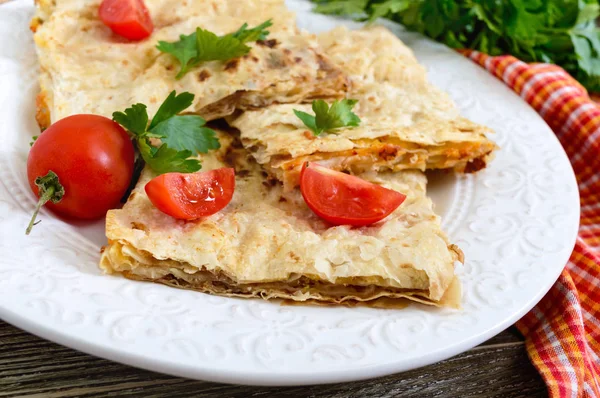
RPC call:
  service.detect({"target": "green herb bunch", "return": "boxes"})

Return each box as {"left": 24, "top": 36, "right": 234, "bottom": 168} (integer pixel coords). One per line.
{"left": 312, "top": 0, "right": 600, "bottom": 92}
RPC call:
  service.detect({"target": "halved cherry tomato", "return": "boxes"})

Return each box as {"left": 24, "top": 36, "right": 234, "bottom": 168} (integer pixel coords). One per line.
{"left": 299, "top": 163, "right": 406, "bottom": 227}
{"left": 145, "top": 168, "right": 236, "bottom": 220}
{"left": 99, "top": 0, "right": 153, "bottom": 41}
{"left": 27, "top": 114, "right": 135, "bottom": 220}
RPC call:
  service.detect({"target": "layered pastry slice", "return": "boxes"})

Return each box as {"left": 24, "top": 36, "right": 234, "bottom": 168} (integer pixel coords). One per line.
{"left": 31, "top": 0, "right": 348, "bottom": 128}
{"left": 100, "top": 131, "right": 462, "bottom": 308}
{"left": 229, "top": 26, "right": 497, "bottom": 188}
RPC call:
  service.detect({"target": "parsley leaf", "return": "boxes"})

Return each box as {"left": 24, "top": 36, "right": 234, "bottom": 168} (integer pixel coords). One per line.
{"left": 151, "top": 115, "right": 221, "bottom": 154}
{"left": 149, "top": 91, "right": 195, "bottom": 130}
{"left": 29, "top": 135, "right": 39, "bottom": 147}
{"left": 230, "top": 19, "right": 272, "bottom": 43}
{"left": 311, "top": 0, "right": 600, "bottom": 92}
{"left": 195, "top": 27, "right": 250, "bottom": 62}
{"left": 138, "top": 140, "right": 201, "bottom": 174}
{"left": 112, "top": 103, "right": 148, "bottom": 137}
{"left": 112, "top": 91, "right": 220, "bottom": 174}
{"left": 294, "top": 99, "right": 361, "bottom": 136}
{"left": 294, "top": 110, "right": 319, "bottom": 133}
{"left": 157, "top": 33, "right": 199, "bottom": 79}
{"left": 157, "top": 20, "right": 272, "bottom": 79}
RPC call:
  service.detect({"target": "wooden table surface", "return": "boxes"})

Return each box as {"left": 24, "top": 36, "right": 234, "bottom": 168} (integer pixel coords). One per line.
{"left": 0, "top": 320, "right": 547, "bottom": 397}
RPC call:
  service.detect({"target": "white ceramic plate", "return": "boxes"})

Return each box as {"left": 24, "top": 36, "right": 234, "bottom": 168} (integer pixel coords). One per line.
{"left": 0, "top": 0, "right": 579, "bottom": 386}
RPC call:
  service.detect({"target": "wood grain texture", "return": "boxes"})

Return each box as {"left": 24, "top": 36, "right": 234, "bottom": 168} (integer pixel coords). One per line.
{"left": 0, "top": 320, "right": 546, "bottom": 397}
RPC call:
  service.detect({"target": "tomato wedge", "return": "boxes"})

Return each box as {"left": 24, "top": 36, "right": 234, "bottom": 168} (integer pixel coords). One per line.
{"left": 145, "top": 168, "right": 235, "bottom": 220}
{"left": 299, "top": 163, "right": 406, "bottom": 227}
{"left": 99, "top": 0, "right": 153, "bottom": 41}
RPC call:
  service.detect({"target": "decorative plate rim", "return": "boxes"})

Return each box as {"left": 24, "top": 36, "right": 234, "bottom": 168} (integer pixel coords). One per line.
{"left": 0, "top": 0, "right": 580, "bottom": 386}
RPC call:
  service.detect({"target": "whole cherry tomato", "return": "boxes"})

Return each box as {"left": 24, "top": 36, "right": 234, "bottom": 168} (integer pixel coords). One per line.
{"left": 27, "top": 114, "right": 135, "bottom": 233}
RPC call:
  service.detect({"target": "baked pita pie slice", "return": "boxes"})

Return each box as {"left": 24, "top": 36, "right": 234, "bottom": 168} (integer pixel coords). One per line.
{"left": 230, "top": 26, "right": 497, "bottom": 188}
{"left": 31, "top": 0, "right": 348, "bottom": 128}
{"left": 100, "top": 131, "right": 462, "bottom": 308}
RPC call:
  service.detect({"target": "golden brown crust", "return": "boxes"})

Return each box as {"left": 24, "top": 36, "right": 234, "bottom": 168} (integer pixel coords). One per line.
{"left": 31, "top": 0, "right": 349, "bottom": 124}
{"left": 230, "top": 26, "right": 497, "bottom": 188}
{"left": 35, "top": 92, "right": 51, "bottom": 130}
{"left": 100, "top": 132, "right": 461, "bottom": 307}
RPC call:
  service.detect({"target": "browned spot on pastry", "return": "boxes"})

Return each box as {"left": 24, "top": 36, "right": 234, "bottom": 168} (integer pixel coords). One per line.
{"left": 122, "top": 59, "right": 129, "bottom": 66}
{"left": 237, "top": 169, "right": 250, "bottom": 177}
{"left": 449, "top": 244, "right": 465, "bottom": 263}
{"left": 378, "top": 145, "right": 399, "bottom": 161}
{"left": 279, "top": 196, "right": 287, "bottom": 203}
{"left": 35, "top": 93, "right": 51, "bottom": 130}
{"left": 294, "top": 57, "right": 302, "bottom": 63}
{"left": 198, "top": 69, "right": 211, "bottom": 81}
{"left": 316, "top": 54, "right": 329, "bottom": 71}
{"left": 267, "top": 53, "right": 286, "bottom": 69}
{"left": 464, "top": 156, "right": 487, "bottom": 173}
{"left": 149, "top": 96, "right": 157, "bottom": 104}
{"left": 261, "top": 171, "right": 269, "bottom": 178}
{"left": 30, "top": 17, "right": 43, "bottom": 33}
{"left": 165, "top": 64, "right": 174, "bottom": 71}
{"left": 224, "top": 59, "right": 239, "bottom": 72}
{"left": 257, "top": 39, "right": 278, "bottom": 48}
{"left": 283, "top": 48, "right": 291, "bottom": 55}
{"left": 131, "top": 222, "right": 148, "bottom": 232}
{"left": 303, "top": 131, "right": 316, "bottom": 140}
{"left": 262, "top": 178, "right": 278, "bottom": 188}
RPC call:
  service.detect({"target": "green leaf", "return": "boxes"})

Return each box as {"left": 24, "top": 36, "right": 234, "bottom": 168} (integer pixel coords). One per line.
{"left": 112, "top": 91, "right": 221, "bottom": 175}
{"left": 29, "top": 135, "right": 39, "bottom": 147}
{"left": 294, "top": 99, "right": 361, "bottom": 136}
{"left": 313, "top": 0, "right": 369, "bottom": 17}
{"left": 370, "top": 0, "right": 411, "bottom": 21}
{"left": 311, "top": 0, "right": 600, "bottom": 92}
{"left": 571, "top": 28, "right": 600, "bottom": 81}
{"left": 157, "top": 32, "right": 199, "bottom": 79}
{"left": 576, "top": 2, "right": 600, "bottom": 25}
{"left": 139, "top": 139, "right": 202, "bottom": 174}
{"left": 315, "top": 99, "right": 361, "bottom": 130}
{"left": 150, "top": 115, "right": 220, "bottom": 154}
{"left": 293, "top": 109, "right": 320, "bottom": 135}
{"left": 230, "top": 19, "right": 273, "bottom": 43}
{"left": 149, "top": 91, "right": 195, "bottom": 130}
{"left": 195, "top": 27, "right": 250, "bottom": 62}
{"left": 158, "top": 21, "right": 271, "bottom": 79}
{"left": 112, "top": 103, "right": 149, "bottom": 137}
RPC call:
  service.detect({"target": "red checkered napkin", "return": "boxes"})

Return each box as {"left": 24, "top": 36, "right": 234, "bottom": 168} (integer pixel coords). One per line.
{"left": 463, "top": 51, "right": 600, "bottom": 397}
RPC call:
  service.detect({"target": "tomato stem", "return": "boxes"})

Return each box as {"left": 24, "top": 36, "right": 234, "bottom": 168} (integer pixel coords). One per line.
{"left": 26, "top": 185, "right": 55, "bottom": 235}
{"left": 25, "top": 170, "right": 65, "bottom": 235}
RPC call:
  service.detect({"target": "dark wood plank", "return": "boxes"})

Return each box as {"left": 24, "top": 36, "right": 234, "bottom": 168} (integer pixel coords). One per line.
{"left": 0, "top": 320, "right": 546, "bottom": 397}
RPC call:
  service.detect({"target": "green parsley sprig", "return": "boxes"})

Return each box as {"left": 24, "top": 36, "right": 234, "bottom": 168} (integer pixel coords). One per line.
{"left": 157, "top": 20, "right": 272, "bottom": 79}
{"left": 112, "top": 91, "right": 220, "bottom": 174}
{"left": 311, "top": 0, "right": 600, "bottom": 92}
{"left": 294, "top": 99, "right": 361, "bottom": 136}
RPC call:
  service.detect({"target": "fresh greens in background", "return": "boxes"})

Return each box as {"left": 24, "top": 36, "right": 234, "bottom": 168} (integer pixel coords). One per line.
{"left": 311, "top": 0, "right": 600, "bottom": 92}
